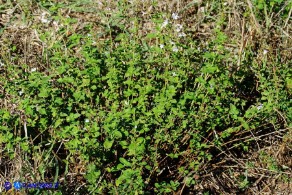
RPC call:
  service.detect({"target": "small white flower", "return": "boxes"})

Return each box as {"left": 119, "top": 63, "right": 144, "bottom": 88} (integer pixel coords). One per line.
{"left": 257, "top": 103, "right": 263, "bottom": 110}
{"left": 87, "top": 33, "right": 92, "bottom": 37}
{"left": 199, "top": 7, "right": 205, "bottom": 13}
{"left": 172, "top": 13, "right": 179, "bottom": 20}
{"left": 172, "top": 46, "right": 179, "bottom": 52}
{"left": 52, "top": 21, "right": 60, "bottom": 31}
{"left": 41, "top": 18, "right": 50, "bottom": 24}
{"left": 0, "top": 60, "right": 4, "bottom": 67}
{"left": 161, "top": 19, "right": 169, "bottom": 28}
{"left": 178, "top": 32, "right": 186, "bottom": 37}
{"left": 134, "top": 125, "right": 137, "bottom": 129}
{"left": 85, "top": 119, "right": 89, "bottom": 123}
{"left": 172, "top": 72, "right": 177, "bottom": 76}
{"left": 175, "top": 24, "right": 183, "bottom": 32}
{"left": 263, "top": 50, "right": 268, "bottom": 55}
{"left": 169, "top": 40, "right": 175, "bottom": 45}
{"left": 40, "top": 13, "right": 50, "bottom": 24}
{"left": 18, "top": 90, "right": 24, "bottom": 95}
{"left": 124, "top": 100, "right": 129, "bottom": 105}
{"left": 142, "top": 11, "right": 147, "bottom": 16}
{"left": 31, "top": 68, "right": 37, "bottom": 72}
{"left": 159, "top": 44, "right": 164, "bottom": 49}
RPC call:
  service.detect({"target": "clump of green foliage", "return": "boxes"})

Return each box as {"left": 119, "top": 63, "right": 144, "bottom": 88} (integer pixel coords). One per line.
{"left": 0, "top": 0, "right": 291, "bottom": 194}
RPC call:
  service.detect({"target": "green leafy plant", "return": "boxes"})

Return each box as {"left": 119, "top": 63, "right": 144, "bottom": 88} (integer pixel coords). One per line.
{"left": 0, "top": 0, "right": 291, "bottom": 194}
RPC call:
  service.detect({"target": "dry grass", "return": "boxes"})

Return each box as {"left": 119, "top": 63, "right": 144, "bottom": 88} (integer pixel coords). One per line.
{"left": 0, "top": 0, "right": 291, "bottom": 194}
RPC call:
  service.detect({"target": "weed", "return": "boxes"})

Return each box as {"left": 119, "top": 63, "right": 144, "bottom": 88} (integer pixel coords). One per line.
{"left": 0, "top": 0, "right": 291, "bottom": 194}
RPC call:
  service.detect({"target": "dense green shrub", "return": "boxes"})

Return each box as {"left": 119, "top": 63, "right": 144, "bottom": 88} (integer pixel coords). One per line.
{"left": 0, "top": 0, "right": 291, "bottom": 194}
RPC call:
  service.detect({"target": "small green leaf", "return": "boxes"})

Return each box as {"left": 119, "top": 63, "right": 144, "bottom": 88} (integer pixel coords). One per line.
{"left": 38, "top": 88, "right": 49, "bottom": 98}
{"left": 54, "top": 119, "right": 63, "bottom": 128}
{"left": 119, "top": 158, "right": 131, "bottom": 167}
{"left": 82, "top": 78, "right": 90, "bottom": 86}
{"left": 136, "top": 137, "right": 144, "bottom": 144}
{"left": 146, "top": 33, "right": 157, "bottom": 39}
{"left": 230, "top": 104, "right": 239, "bottom": 115}
{"left": 113, "top": 130, "right": 122, "bottom": 139}
{"left": 242, "top": 121, "right": 249, "bottom": 130}
{"left": 116, "top": 163, "right": 124, "bottom": 170}
{"left": 116, "top": 177, "right": 122, "bottom": 186}
{"left": 104, "top": 139, "right": 113, "bottom": 150}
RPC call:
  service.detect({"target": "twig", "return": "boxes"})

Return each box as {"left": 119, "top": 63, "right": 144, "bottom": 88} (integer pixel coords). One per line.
{"left": 284, "top": 5, "right": 292, "bottom": 28}
{"left": 24, "top": 120, "right": 28, "bottom": 139}
{"left": 179, "top": 181, "right": 186, "bottom": 195}
{"left": 246, "top": 0, "right": 262, "bottom": 35}
{"left": 221, "top": 128, "right": 288, "bottom": 150}
{"left": 274, "top": 108, "right": 288, "bottom": 127}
